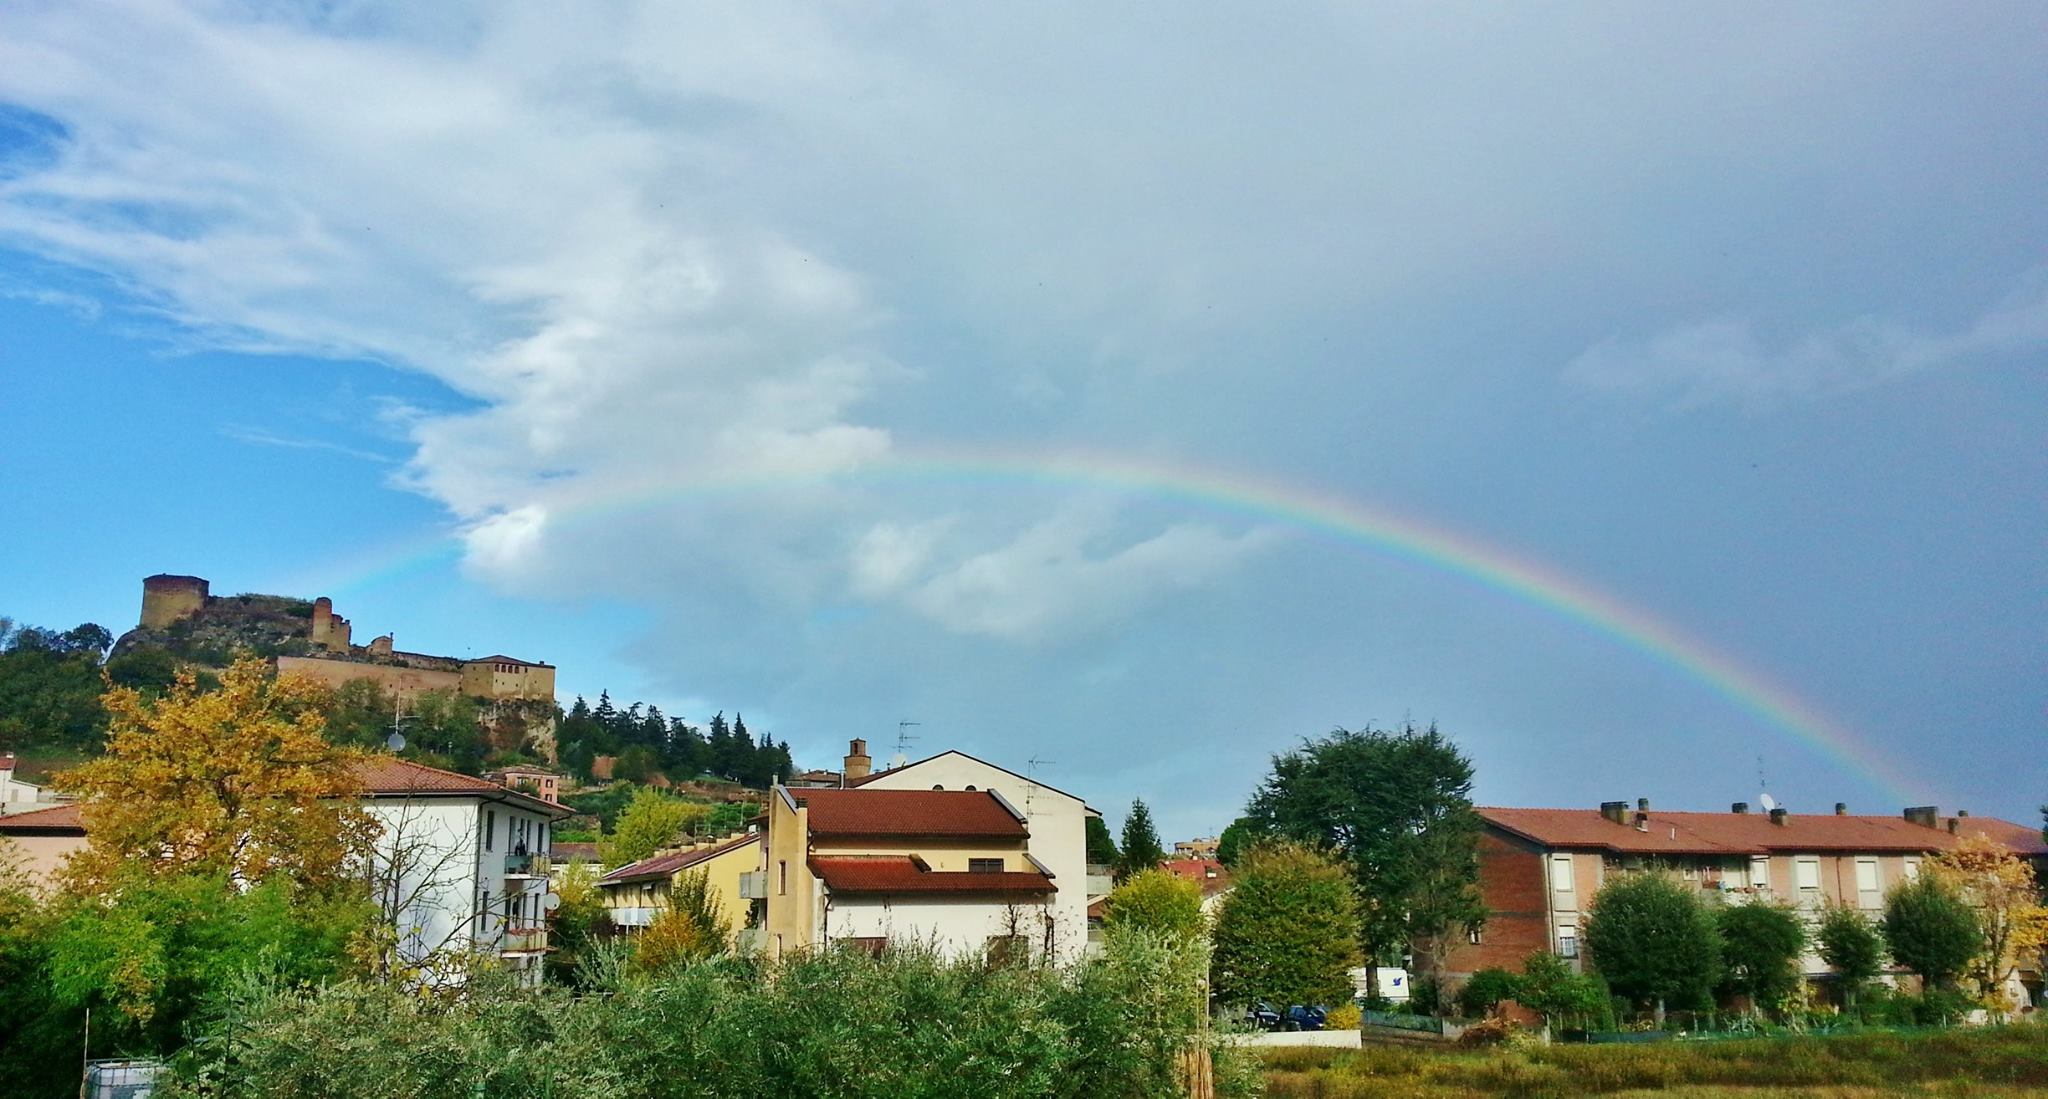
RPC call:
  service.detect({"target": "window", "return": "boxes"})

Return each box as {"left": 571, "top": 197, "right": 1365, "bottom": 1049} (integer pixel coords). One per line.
{"left": 964, "top": 785, "right": 977, "bottom": 791}
{"left": 1855, "top": 858, "right": 1880, "bottom": 893}
{"left": 845, "top": 936, "right": 888, "bottom": 958}
{"left": 1902, "top": 857, "right": 1921, "bottom": 880}
{"left": 1557, "top": 927, "right": 1578, "bottom": 959}
{"left": 485, "top": 810, "right": 495, "bottom": 852}
{"left": 932, "top": 784, "right": 945, "bottom": 790}
{"left": 1551, "top": 854, "right": 1574, "bottom": 892}
{"left": 1750, "top": 855, "right": 1771, "bottom": 890}
{"left": 778, "top": 860, "right": 788, "bottom": 896}
{"left": 969, "top": 858, "right": 1004, "bottom": 873}
{"left": 1468, "top": 926, "right": 1483, "bottom": 945}
{"left": 1795, "top": 857, "right": 1821, "bottom": 892}
{"left": 986, "top": 934, "right": 1030, "bottom": 967}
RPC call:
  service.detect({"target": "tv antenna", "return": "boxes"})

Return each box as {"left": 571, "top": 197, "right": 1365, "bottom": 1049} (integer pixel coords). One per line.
{"left": 1755, "top": 754, "right": 1776, "bottom": 813}
{"left": 1025, "top": 755, "right": 1056, "bottom": 818}
{"left": 387, "top": 695, "right": 414, "bottom": 753}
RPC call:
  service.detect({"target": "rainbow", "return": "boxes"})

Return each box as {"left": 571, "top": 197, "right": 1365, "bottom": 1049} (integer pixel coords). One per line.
{"left": 309, "top": 445, "right": 1921, "bottom": 803}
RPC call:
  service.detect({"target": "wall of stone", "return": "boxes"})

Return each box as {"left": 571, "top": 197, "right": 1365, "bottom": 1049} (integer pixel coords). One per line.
{"left": 140, "top": 575, "right": 210, "bottom": 630}
{"left": 277, "top": 655, "right": 464, "bottom": 700}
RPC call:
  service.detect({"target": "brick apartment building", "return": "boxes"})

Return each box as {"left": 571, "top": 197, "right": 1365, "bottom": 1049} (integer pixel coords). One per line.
{"left": 1441, "top": 799, "right": 2048, "bottom": 995}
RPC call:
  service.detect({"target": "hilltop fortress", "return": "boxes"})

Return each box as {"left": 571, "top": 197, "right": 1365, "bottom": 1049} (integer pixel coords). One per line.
{"left": 133, "top": 573, "right": 556, "bottom": 704}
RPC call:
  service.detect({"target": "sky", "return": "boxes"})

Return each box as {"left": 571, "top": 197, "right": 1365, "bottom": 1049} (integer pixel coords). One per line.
{"left": 0, "top": 2, "right": 2042, "bottom": 841}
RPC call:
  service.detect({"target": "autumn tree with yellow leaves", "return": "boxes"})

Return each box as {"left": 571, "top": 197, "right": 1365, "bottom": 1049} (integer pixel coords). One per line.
{"left": 56, "top": 655, "right": 375, "bottom": 894}
{"left": 1927, "top": 834, "right": 2048, "bottom": 1010}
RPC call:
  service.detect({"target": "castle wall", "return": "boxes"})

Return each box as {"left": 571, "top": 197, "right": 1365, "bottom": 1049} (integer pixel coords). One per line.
{"left": 140, "top": 575, "right": 210, "bottom": 630}
{"left": 277, "top": 656, "right": 464, "bottom": 700}
{"left": 461, "top": 661, "right": 557, "bottom": 702}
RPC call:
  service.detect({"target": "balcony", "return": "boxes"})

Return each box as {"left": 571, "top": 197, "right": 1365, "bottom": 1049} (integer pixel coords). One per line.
{"left": 501, "top": 926, "right": 547, "bottom": 953}
{"left": 738, "top": 870, "right": 767, "bottom": 900}
{"left": 609, "top": 906, "right": 660, "bottom": 929}
{"left": 504, "top": 852, "right": 549, "bottom": 879}
{"left": 736, "top": 928, "right": 764, "bottom": 954}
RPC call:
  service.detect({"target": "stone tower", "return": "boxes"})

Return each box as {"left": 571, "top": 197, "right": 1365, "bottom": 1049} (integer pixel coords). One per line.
{"left": 140, "top": 574, "right": 210, "bottom": 630}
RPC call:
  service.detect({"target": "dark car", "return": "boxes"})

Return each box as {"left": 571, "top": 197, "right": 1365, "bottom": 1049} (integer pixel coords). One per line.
{"left": 1283, "top": 1004, "right": 1328, "bottom": 1031}
{"left": 1244, "top": 1002, "right": 1282, "bottom": 1030}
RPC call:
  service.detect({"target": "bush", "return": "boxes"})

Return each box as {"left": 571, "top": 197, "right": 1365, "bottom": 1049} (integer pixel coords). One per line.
{"left": 1323, "top": 1002, "right": 1362, "bottom": 1030}
{"left": 167, "top": 929, "right": 1244, "bottom": 1099}
{"left": 1458, "top": 968, "right": 1522, "bottom": 1018}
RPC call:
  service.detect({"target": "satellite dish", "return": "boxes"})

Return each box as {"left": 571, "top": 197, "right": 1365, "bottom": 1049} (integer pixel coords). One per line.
{"left": 386, "top": 731, "right": 407, "bottom": 752}
{"left": 541, "top": 892, "right": 561, "bottom": 912}
{"left": 1758, "top": 792, "right": 1778, "bottom": 813}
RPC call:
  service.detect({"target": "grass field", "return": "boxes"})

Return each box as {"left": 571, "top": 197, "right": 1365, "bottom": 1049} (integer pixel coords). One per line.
{"left": 1261, "top": 1025, "right": 2048, "bottom": 1098}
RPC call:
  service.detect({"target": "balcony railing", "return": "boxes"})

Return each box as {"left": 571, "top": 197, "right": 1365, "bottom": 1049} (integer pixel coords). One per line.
{"left": 738, "top": 870, "right": 767, "bottom": 900}
{"left": 501, "top": 926, "right": 547, "bottom": 953}
{"left": 504, "top": 853, "right": 549, "bottom": 878}
{"left": 609, "top": 906, "right": 660, "bottom": 929}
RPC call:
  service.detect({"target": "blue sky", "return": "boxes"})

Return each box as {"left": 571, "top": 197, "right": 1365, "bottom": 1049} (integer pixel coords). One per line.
{"left": 1, "top": 3, "right": 2042, "bottom": 840}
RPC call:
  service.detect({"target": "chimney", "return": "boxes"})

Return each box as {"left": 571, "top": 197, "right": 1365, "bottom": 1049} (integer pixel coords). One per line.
{"left": 1769, "top": 807, "right": 1788, "bottom": 826}
{"left": 1600, "top": 800, "right": 1628, "bottom": 826}
{"left": 844, "top": 738, "right": 872, "bottom": 780}
{"left": 1946, "top": 818, "right": 1959, "bottom": 835}
{"left": 1633, "top": 797, "right": 1651, "bottom": 830}
{"left": 1903, "top": 806, "right": 1939, "bottom": 829}
{"left": 1834, "top": 802, "right": 1847, "bottom": 816}
{"left": 1637, "top": 797, "right": 1650, "bottom": 812}
{"left": 1731, "top": 802, "right": 1749, "bottom": 814}
{"left": 1956, "top": 809, "right": 1969, "bottom": 818}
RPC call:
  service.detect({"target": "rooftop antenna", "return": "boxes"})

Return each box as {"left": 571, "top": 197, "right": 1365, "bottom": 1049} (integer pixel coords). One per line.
{"left": 1025, "top": 755, "right": 1056, "bottom": 819}
{"left": 892, "top": 721, "right": 920, "bottom": 769}
{"left": 386, "top": 695, "right": 413, "bottom": 753}
{"left": 1756, "top": 754, "right": 1776, "bottom": 814}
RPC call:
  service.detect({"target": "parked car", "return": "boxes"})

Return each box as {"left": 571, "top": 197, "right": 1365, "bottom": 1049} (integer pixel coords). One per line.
{"left": 1283, "top": 1004, "right": 1328, "bottom": 1031}
{"left": 1244, "top": 1002, "right": 1282, "bottom": 1030}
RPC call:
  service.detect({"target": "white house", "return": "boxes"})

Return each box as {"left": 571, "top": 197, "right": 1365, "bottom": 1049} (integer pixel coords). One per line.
{"left": 0, "top": 753, "right": 64, "bottom": 815}
{"left": 842, "top": 744, "right": 1097, "bottom": 964}
{"left": 355, "top": 758, "right": 572, "bottom": 985}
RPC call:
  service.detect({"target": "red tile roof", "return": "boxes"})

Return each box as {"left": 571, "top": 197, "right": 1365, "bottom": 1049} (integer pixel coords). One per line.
{"left": 0, "top": 803, "right": 86, "bottom": 833}
{"left": 351, "top": 757, "right": 569, "bottom": 817}
{"left": 1481, "top": 807, "right": 2048, "bottom": 857}
{"left": 552, "top": 841, "right": 601, "bottom": 864}
{"left": 793, "top": 788, "right": 1026, "bottom": 839}
{"left": 1161, "top": 857, "right": 1233, "bottom": 896}
{"left": 809, "top": 855, "right": 1056, "bottom": 896}
{"left": 601, "top": 832, "right": 759, "bottom": 885}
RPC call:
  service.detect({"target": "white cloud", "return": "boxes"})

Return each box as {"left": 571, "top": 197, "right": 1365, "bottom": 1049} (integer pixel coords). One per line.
{"left": 1565, "top": 272, "right": 2048, "bottom": 407}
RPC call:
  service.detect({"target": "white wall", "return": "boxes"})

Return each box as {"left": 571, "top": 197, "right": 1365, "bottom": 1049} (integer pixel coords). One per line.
{"left": 824, "top": 894, "right": 1056, "bottom": 959}
{"left": 364, "top": 796, "right": 556, "bottom": 980}
{"left": 859, "top": 754, "right": 1091, "bottom": 964}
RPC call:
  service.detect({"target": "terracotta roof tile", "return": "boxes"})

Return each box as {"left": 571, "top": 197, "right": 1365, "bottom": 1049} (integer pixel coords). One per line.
{"left": 1161, "top": 857, "right": 1232, "bottom": 896}
{"left": 793, "top": 788, "right": 1026, "bottom": 839}
{"left": 809, "top": 855, "right": 1056, "bottom": 896}
{"left": 1480, "top": 807, "right": 2047, "bottom": 857}
{"left": 601, "top": 832, "right": 759, "bottom": 885}
{"left": 0, "top": 803, "right": 86, "bottom": 833}
{"left": 350, "top": 757, "right": 569, "bottom": 817}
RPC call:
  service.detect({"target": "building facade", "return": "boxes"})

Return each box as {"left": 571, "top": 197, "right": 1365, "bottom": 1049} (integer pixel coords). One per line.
{"left": 847, "top": 745, "right": 1097, "bottom": 963}
{"left": 599, "top": 832, "right": 762, "bottom": 938}
{"left": 1444, "top": 799, "right": 2048, "bottom": 991}
{"left": 754, "top": 785, "right": 1060, "bottom": 962}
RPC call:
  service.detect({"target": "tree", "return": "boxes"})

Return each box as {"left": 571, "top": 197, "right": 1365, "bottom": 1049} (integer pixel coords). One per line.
{"left": 1583, "top": 872, "right": 1720, "bottom": 1022}
{"left": 1516, "top": 950, "right": 1610, "bottom": 1034}
{"left": 1457, "top": 967, "right": 1521, "bottom": 1018}
{"left": 1215, "top": 817, "right": 1260, "bottom": 867}
{"left": 545, "top": 859, "right": 611, "bottom": 987}
{"left": 1241, "top": 722, "right": 1485, "bottom": 996}
{"left": 1882, "top": 873, "right": 1980, "bottom": 991}
{"left": 634, "top": 870, "right": 727, "bottom": 972}
{"left": 1101, "top": 868, "right": 1204, "bottom": 940}
{"left": 1116, "top": 799, "right": 1166, "bottom": 882}
{"left": 1716, "top": 901, "right": 1807, "bottom": 1017}
{"left": 1816, "top": 904, "right": 1886, "bottom": 1006}
{"left": 56, "top": 656, "right": 374, "bottom": 893}
{"left": 599, "top": 788, "right": 711, "bottom": 867}
{"left": 1210, "top": 840, "right": 1362, "bottom": 1008}
{"left": 0, "top": 618, "right": 110, "bottom": 751}
{"left": 1085, "top": 815, "right": 1121, "bottom": 867}
{"left": 1926, "top": 835, "right": 2048, "bottom": 1009}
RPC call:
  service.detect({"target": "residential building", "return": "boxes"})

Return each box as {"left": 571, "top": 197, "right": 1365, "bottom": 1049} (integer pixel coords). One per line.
{"left": 1173, "top": 837, "right": 1221, "bottom": 859}
{"left": 0, "top": 756, "right": 571, "bottom": 984}
{"left": 598, "top": 831, "right": 762, "bottom": 939}
{"left": 843, "top": 742, "right": 1097, "bottom": 962}
{"left": 0, "top": 802, "right": 86, "bottom": 887}
{"left": 1443, "top": 799, "right": 2048, "bottom": 993}
{"left": 0, "top": 753, "right": 67, "bottom": 815}
{"left": 356, "top": 757, "right": 572, "bottom": 985}
{"left": 485, "top": 764, "right": 565, "bottom": 806}
{"left": 1161, "top": 856, "right": 1232, "bottom": 915}
{"left": 754, "top": 785, "right": 1059, "bottom": 963}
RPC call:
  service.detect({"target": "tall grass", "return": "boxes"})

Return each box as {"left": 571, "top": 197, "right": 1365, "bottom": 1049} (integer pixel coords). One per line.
{"left": 1263, "top": 1024, "right": 2048, "bottom": 1099}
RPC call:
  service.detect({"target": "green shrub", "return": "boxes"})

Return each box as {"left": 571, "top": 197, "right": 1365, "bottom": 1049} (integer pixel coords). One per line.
{"left": 1457, "top": 968, "right": 1522, "bottom": 1017}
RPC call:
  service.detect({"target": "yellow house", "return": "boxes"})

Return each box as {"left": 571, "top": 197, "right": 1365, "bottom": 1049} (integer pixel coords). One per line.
{"left": 755, "top": 786, "right": 1058, "bottom": 962}
{"left": 0, "top": 803, "right": 87, "bottom": 891}
{"left": 598, "top": 832, "right": 761, "bottom": 940}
